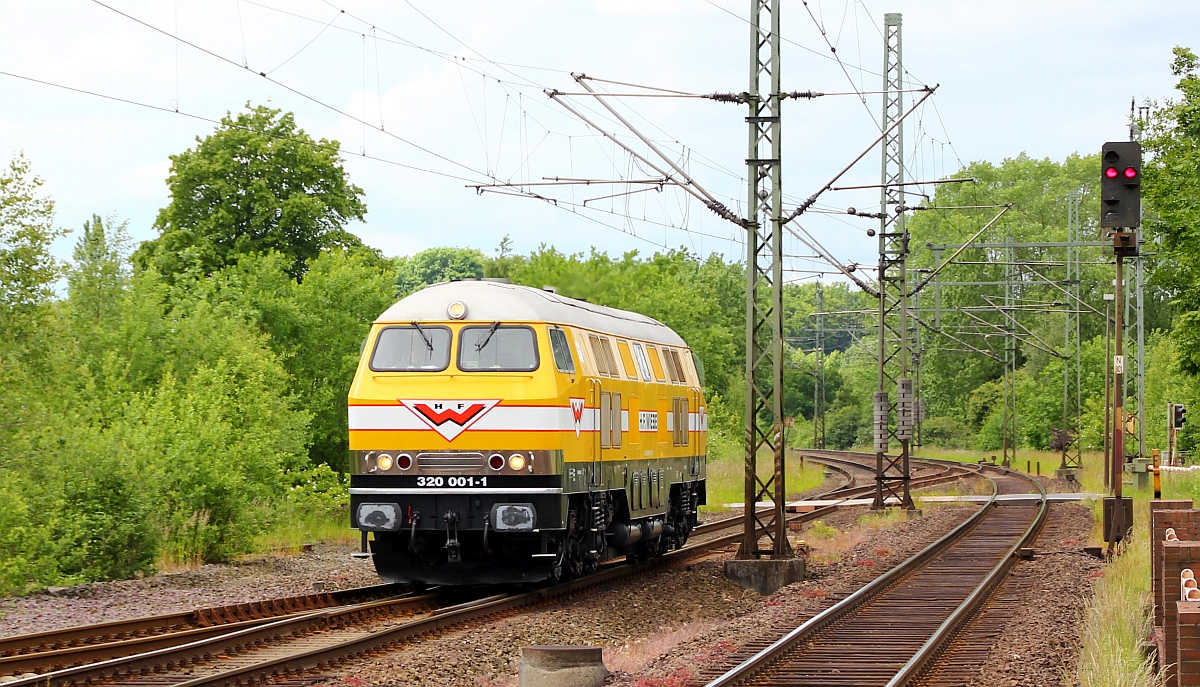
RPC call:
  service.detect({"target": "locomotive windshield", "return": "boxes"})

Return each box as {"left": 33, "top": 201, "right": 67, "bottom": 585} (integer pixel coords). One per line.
{"left": 458, "top": 324, "right": 539, "bottom": 371}
{"left": 369, "top": 325, "right": 451, "bottom": 371}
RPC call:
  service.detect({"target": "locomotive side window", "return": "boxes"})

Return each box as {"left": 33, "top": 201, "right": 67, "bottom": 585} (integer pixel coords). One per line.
{"left": 645, "top": 345, "right": 667, "bottom": 382}
{"left": 611, "top": 392, "right": 622, "bottom": 448}
{"left": 573, "top": 333, "right": 589, "bottom": 365}
{"left": 548, "top": 327, "right": 576, "bottom": 374}
{"left": 672, "top": 397, "right": 690, "bottom": 446}
{"left": 589, "top": 334, "right": 611, "bottom": 376}
{"left": 631, "top": 342, "right": 653, "bottom": 381}
{"left": 690, "top": 351, "right": 706, "bottom": 387}
{"left": 458, "top": 325, "right": 539, "bottom": 371}
{"left": 599, "top": 337, "right": 620, "bottom": 377}
{"left": 669, "top": 349, "right": 689, "bottom": 385}
{"left": 369, "top": 325, "right": 451, "bottom": 372}
{"left": 616, "top": 341, "right": 639, "bottom": 380}
{"left": 662, "top": 347, "right": 681, "bottom": 383}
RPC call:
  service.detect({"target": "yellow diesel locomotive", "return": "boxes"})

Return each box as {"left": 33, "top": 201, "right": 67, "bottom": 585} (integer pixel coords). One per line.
{"left": 348, "top": 279, "right": 708, "bottom": 585}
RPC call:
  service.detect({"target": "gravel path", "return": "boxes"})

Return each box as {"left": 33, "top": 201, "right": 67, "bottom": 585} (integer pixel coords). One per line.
{"left": 0, "top": 544, "right": 379, "bottom": 638}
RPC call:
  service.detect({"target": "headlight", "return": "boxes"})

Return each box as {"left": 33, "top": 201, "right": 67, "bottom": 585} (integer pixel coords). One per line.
{"left": 447, "top": 301, "right": 467, "bottom": 319}
{"left": 377, "top": 454, "right": 394, "bottom": 471}
{"left": 508, "top": 453, "right": 526, "bottom": 471}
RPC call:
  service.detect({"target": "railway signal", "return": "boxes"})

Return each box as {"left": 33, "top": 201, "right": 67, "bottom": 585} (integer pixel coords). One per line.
{"left": 1175, "top": 403, "right": 1188, "bottom": 429}
{"left": 1101, "top": 141, "right": 1142, "bottom": 229}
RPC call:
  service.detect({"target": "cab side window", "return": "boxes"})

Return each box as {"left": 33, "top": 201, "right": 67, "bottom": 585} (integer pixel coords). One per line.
{"left": 548, "top": 327, "right": 576, "bottom": 374}
{"left": 645, "top": 345, "right": 667, "bottom": 382}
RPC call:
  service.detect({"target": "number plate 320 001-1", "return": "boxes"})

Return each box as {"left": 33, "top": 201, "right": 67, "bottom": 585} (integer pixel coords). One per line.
{"left": 415, "top": 476, "right": 489, "bottom": 487}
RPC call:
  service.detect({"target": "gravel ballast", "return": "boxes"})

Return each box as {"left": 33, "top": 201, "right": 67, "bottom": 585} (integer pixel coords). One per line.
{"left": 0, "top": 544, "right": 379, "bottom": 638}
{"left": 0, "top": 486, "right": 1100, "bottom": 687}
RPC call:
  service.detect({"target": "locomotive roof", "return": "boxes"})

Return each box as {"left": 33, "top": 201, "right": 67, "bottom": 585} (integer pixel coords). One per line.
{"left": 376, "top": 280, "right": 688, "bottom": 347}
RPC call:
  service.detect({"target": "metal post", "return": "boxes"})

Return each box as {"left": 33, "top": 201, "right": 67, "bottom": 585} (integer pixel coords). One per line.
{"left": 932, "top": 246, "right": 943, "bottom": 328}
{"left": 1137, "top": 251, "right": 1146, "bottom": 460}
{"left": 739, "top": 0, "right": 790, "bottom": 560}
{"left": 1113, "top": 258, "right": 1125, "bottom": 493}
{"left": 872, "top": 13, "right": 914, "bottom": 511}
{"left": 1103, "top": 297, "right": 1112, "bottom": 489}
{"left": 1109, "top": 254, "right": 1125, "bottom": 555}
{"left": 912, "top": 289, "right": 923, "bottom": 447}
{"left": 1168, "top": 403, "right": 1176, "bottom": 467}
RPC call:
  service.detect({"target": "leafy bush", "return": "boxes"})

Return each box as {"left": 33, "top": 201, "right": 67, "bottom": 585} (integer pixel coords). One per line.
{"left": 825, "top": 405, "right": 863, "bottom": 450}
{"left": 0, "top": 477, "right": 56, "bottom": 594}
{"left": 920, "top": 416, "right": 974, "bottom": 449}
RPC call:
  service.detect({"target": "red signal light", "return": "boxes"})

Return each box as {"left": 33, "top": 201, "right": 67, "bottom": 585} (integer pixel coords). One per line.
{"left": 1105, "top": 167, "right": 1119, "bottom": 179}
{"left": 1124, "top": 167, "right": 1138, "bottom": 179}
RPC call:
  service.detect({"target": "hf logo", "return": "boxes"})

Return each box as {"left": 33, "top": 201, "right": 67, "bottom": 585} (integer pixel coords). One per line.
{"left": 400, "top": 399, "right": 501, "bottom": 441}
{"left": 569, "top": 397, "right": 586, "bottom": 437}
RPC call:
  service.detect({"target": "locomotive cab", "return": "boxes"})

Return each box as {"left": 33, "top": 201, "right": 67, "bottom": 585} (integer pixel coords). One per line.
{"left": 348, "top": 280, "right": 707, "bottom": 586}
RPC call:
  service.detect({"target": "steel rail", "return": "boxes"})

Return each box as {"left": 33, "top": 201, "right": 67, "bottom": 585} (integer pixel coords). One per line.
{"left": 886, "top": 471, "right": 1048, "bottom": 686}
{"left": 5, "top": 518, "right": 762, "bottom": 687}
{"left": 6, "top": 453, "right": 983, "bottom": 687}
{"left": 801, "top": 450, "right": 980, "bottom": 500}
{"left": 701, "top": 463, "right": 1043, "bottom": 687}
{"left": 0, "top": 583, "right": 407, "bottom": 663}
{"left": 2, "top": 459, "right": 863, "bottom": 680}
{"left": 0, "top": 592, "right": 439, "bottom": 676}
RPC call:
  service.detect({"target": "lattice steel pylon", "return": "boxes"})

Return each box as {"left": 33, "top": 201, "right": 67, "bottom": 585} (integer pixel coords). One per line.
{"left": 1060, "top": 190, "right": 1084, "bottom": 472}
{"left": 813, "top": 281, "right": 827, "bottom": 449}
{"left": 1001, "top": 236, "right": 1018, "bottom": 468}
{"left": 1126, "top": 244, "right": 1146, "bottom": 461}
{"left": 738, "top": 0, "right": 791, "bottom": 559}
{"left": 912, "top": 289, "right": 924, "bottom": 447}
{"left": 871, "top": 13, "right": 915, "bottom": 511}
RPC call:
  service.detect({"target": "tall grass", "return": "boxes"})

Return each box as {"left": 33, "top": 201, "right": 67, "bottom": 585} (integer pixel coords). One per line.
{"left": 1078, "top": 508, "right": 1157, "bottom": 686}
{"left": 702, "top": 453, "right": 827, "bottom": 515}
{"left": 1074, "top": 462, "right": 1200, "bottom": 685}
{"left": 253, "top": 514, "right": 358, "bottom": 555}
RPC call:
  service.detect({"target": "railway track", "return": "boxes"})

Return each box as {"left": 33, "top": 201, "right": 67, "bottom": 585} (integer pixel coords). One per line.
{"left": 801, "top": 449, "right": 981, "bottom": 502}
{"left": 2, "top": 453, "right": 984, "bottom": 687}
{"left": 4, "top": 455, "right": 936, "bottom": 687}
{"left": 699, "top": 461, "right": 1046, "bottom": 687}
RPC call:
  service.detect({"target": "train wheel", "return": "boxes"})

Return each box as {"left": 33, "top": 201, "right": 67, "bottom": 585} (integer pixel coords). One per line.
{"left": 666, "top": 486, "right": 694, "bottom": 551}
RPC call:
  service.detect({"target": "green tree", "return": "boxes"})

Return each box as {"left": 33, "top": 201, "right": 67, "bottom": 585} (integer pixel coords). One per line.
{"left": 1145, "top": 47, "right": 1200, "bottom": 372}
{"left": 290, "top": 250, "right": 396, "bottom": 467}
{"left": 395, "top": 247, "right": 486, "bottom": 296}
{"left": 133, "top": 105, "right": 367, "bottom": 281}
{"left": 68, "top": 214, "right": 131, "bottom": 365}
{"left": 0, "top": 154, "right": 62, "bottom": 316}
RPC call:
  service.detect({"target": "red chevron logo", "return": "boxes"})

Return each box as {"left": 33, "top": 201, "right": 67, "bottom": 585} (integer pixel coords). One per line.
{"left": 569, "top": 397, "right": 585, "bottom": 437}
{"left": 400, "top": 399, "right": 501, "bottom": 441}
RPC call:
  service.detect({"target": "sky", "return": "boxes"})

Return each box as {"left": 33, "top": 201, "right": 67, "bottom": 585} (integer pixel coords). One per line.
{"left": 1, "top": 1, "right": 1196, "bottom": 279}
